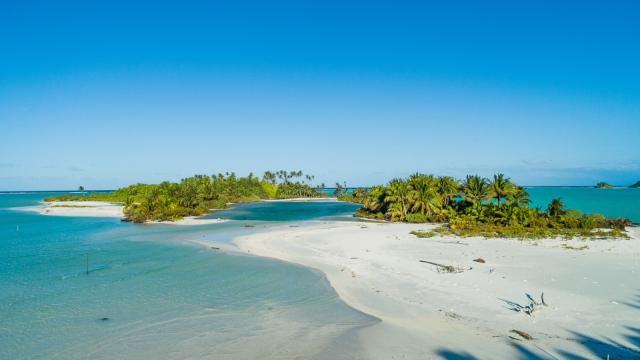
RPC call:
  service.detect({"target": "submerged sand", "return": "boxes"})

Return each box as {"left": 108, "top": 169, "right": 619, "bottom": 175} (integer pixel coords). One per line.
{"left": 235, "top": 222, "right": 640, "bottom": 359}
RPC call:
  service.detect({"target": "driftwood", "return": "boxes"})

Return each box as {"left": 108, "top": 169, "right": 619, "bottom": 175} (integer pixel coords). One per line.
{"left": 436, "top": 240, "right": 469, "bottom": 246}
{"left": 510, "top": 329, "right": 533, "bottom": 340}
{"left": 419, "top": 260, "right": 462, "bottom": 273}
{"left": 503, "top": 293, "right": 548, "bottom": 315}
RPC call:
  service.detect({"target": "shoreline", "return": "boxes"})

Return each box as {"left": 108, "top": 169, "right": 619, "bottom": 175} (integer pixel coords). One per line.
{"left": 18, "top": 197, "right": 339, "bottom": 225}
{"left": 18, "top": 201, "right": 228, "bottom": 226}
{"left": 234, "top": 221, "right": 640, "bottom": 358}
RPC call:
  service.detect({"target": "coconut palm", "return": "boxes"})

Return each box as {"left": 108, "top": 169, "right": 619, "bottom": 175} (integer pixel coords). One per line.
{"left": 363, "top": 186, "right": 386, "bottom": 213}
{"left": 385, "top": 179, "right": 411, "bottom": 219}
{"left": 410, "top": 183, "right": 441, "bottom": 217}
{"left": 436, "top": 176, "right": 459, "bottom": 207}
{"left": 333, "top": 182, "right": 343, "bottom": 197}
{"left": 489, "top": 173, "right": 513, "bottom": 206}
{"left": 507, "top": 186, "right": 530, "bottom": 207}
{"left": 547, "top": 198, "right": 565, "bottom": 217}
{"left": 461, "top": 175, "right": 490, "bottom": 205}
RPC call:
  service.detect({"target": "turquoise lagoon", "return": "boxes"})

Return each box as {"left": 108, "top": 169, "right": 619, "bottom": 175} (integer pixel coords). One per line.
{"left": 1, "top": 187, "right": 638, "bottom": 359}
{"left": 0, "top": 194, "right": 369, "bottom": 359}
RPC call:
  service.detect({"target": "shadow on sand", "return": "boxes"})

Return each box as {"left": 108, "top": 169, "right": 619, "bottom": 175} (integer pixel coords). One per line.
{"left": 436, "top": 291, "right": 640, "bottom": 359}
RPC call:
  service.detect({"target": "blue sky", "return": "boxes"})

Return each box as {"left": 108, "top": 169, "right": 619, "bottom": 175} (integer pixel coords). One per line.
{"left": 1, "top": 1, "right": 639, "bottom": 190}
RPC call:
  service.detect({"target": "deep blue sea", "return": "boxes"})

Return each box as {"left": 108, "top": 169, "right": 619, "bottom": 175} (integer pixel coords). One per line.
{"left": 0, "top": 188, "right": 638, "bottom": 358}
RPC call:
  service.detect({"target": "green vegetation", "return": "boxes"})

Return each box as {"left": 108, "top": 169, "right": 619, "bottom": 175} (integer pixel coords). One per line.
{"left": 337, "top": 187, "right": 369, "bottom": 204}
{"left": 410, "top": 228, "right": 450, "bottom": 238}
{"left": 629, "top": 181, "right": 640, "bottom": 188}
{"left": 44, "top": 192, "right": 120, "bottom": 202}
{"left": 357, "top": 173, "right": 631, "bottom": 239}
{"left": 45, "top": 171, "right": 323, "bottom": 223}
{"left": 595, "top": 182, "right": 614, "bottom": 189}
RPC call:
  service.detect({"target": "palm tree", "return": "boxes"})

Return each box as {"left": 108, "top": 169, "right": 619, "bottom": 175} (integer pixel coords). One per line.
{"left": 547, "top": 198, "right": 565, "bottom": 217}
{"left": 507, "top": 186, "right": 530, "bottom": 207}
{"left": 333, "top": 182, "right": 343, "bottom": 197}
{"left": 436, "top": 176, "right": 459, "bottom": 207}
{"left": 385, "top": 179, "right": 411, "bottom": 219}
{"left": 262, "top": 171, "right": 276, "bottom": 184}
{"left": 409, "top": 182, "right": 441, "bottom": 217}
{"left": 489, "top": 173, "right": 512, "bottom": 206}
{"left": 363, "top": 186, "right": 386, "bottom": 212}
{"left": 461, "top": 175, "right": 490, "bottom": 205}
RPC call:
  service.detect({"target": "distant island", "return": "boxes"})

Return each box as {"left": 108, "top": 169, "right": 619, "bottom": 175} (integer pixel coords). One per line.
{"left": 45, "top": 170, "right": 324, "bottom": 223}
{"left": 595, "top": 182, "right": 614, "bottom": 189}
{"left": 343, "top": 173, "right": 630, "bottom": 239}
{"left": 630, "top": 181, "right": 640, "bottom": 188}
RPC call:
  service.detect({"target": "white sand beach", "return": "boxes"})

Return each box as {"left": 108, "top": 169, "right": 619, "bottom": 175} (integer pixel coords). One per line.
{"left": 148, "top": 216, "right": 228, "bottom": 226}
{"left": 24, "top": 201, "right": 125, "bottom": 217}
{"left": 235, "top": 221, "right": 640, "bottom": 359}
{"left": 22, "top": 201, "right": 227, "bottom": 225}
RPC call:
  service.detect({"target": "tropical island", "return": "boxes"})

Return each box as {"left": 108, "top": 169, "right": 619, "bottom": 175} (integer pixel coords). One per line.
{"left": 342, "top": 173, "right": 630, "bottom": 238}
{"left": 630, "top": 181, "right": 640, "bottom": 188}
{"left": 595, "top": 181, "right": 615, "bottom": 189}
{"left": 44, "top": 170, "right": 323, "bottom": 223}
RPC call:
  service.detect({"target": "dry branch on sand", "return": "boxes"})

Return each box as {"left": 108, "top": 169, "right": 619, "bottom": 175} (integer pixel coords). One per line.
{"left": 419, "top": 260, "right": 465, "bottom": 273}
{"left": 502, "top": 293, "right": 548, "bottom": 315}
{"left": 510, "top": 329, "right": 534, "bottom": 340}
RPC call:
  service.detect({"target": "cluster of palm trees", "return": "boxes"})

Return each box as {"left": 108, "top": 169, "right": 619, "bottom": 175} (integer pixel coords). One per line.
{"left": 262, "top": 170, "right": 315, "bottom": 185}
{"left": 262, "top": 170, "right": 323, "bottom": 198}
{"left": 360, "top": 173, "right": 531, "bottom": 222}
{"left": 358, "top": 173, "right": 630, "bottom": 235}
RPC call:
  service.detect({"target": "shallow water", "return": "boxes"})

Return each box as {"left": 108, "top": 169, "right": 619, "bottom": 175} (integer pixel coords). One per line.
{"left": 1, "top": 188, "right": 637, "bottom": 358}
{"left": 0, "top": 194, "right": 372, "bottom": 359}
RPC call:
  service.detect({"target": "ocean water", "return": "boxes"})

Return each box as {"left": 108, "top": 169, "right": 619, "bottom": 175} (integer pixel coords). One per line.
{"left": 526, "top": 187, "right": 640, "bottom": 223}
{"left": 0, "top": 194, "right": 372, "bottom": 359}
{"left": 1, "top": 188, "right": 637, "bottom": 359}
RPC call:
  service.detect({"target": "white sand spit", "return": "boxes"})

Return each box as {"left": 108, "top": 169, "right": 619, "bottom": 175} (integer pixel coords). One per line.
{"left": 23, "top": 201, "right": 124, "bottom": 217}
{"left": 235, "top": 221, "right": 640, "bottom": 359}
{"left": 22, "top": 201, "right": 227, "bottom": 225}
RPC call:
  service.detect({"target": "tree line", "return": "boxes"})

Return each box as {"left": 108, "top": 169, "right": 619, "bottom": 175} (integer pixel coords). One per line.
{"left": 45, "top": 171, "right": 323, "bottom": 222}
{"left": 353, "top": 173, "right": 631, "bottom": 238}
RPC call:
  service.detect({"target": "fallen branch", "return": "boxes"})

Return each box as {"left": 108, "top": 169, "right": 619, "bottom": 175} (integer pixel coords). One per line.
{"left": 502, "top": 293, "right": 548, "bottom": 315}
{"left": 419, "top": 260, "right": 462, "bottom": 273}
{"left": 510, "top": 329, "right": 533, "bottom": 340}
